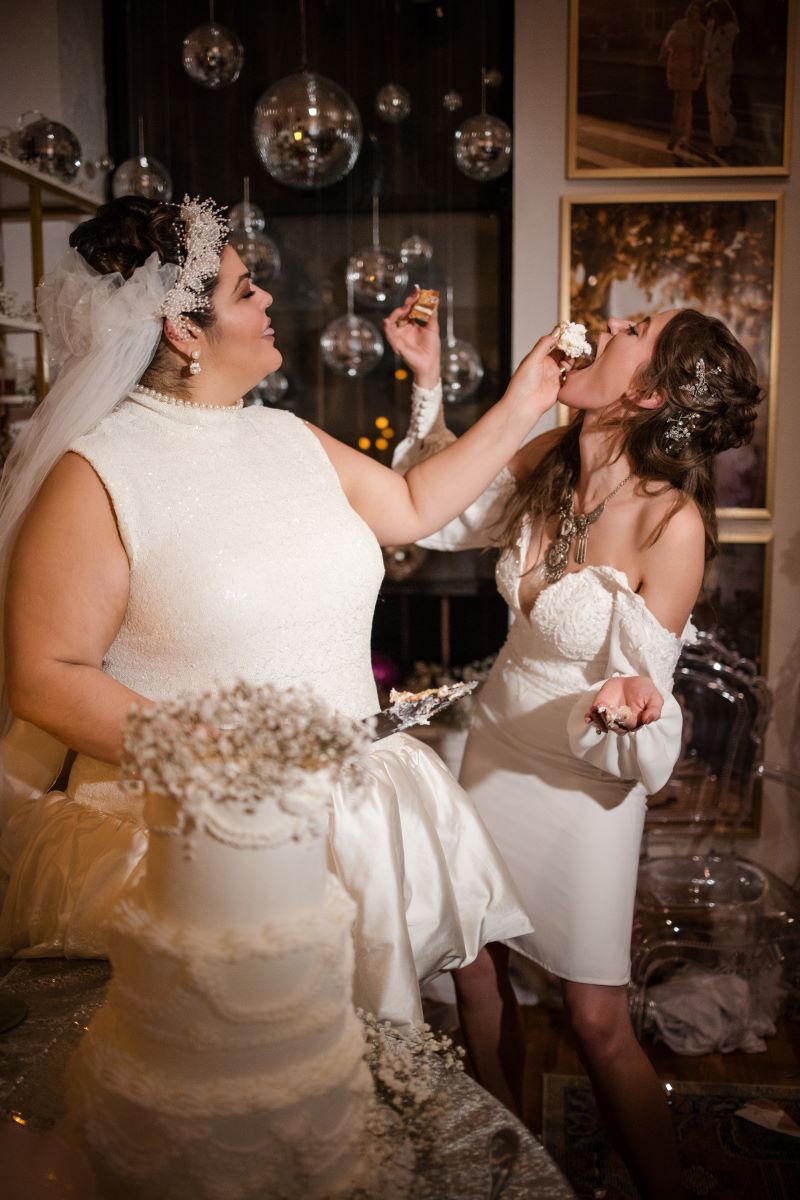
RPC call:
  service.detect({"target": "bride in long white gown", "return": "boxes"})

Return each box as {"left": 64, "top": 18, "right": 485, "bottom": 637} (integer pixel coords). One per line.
{"left": 0, "top": 196, "right": 561, "bottom": 1026}
{"left": 390, "top": 305, "right": 761, "bottom": 1196}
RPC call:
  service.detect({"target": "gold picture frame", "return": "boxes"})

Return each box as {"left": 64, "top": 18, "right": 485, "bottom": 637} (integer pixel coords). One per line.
{"left": 567, "top": 0, "right": 796, "bottom": 178}
{"left": 559, "top": 191, "right": 781, "bottom": 517}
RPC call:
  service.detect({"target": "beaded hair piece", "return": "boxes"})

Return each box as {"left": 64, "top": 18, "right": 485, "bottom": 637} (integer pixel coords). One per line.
{"left": 664, "top": 357, "right": 723, "bottom": 453}
{"left": 160, "top": 196, "right": 229, "bottom": 336}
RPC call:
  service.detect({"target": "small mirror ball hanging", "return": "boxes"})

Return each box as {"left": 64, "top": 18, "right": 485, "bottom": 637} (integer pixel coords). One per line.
{"left": 320, "top": 314, "right": 384, "bottom": 378}
{"left": 375, "top": 83, "right": 412, "bottom": 124}
{"left": 182, "top": 18, "right": 244, "bottom": 89}
{"left": 454, "top": 113, "right": 512, "bottom": 182}
{"left": 253, "top": 72, "right": 362, "bottom": 190}
{"left": 441, "top": 337, "right": 484, "bottom": 402}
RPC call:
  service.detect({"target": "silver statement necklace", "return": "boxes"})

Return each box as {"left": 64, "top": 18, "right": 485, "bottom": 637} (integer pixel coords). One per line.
{"left": 132, "top": 384, "right": 243, "bottom": 412}
{"left": 543, "top": 473, "right": 633, "bottom": 584}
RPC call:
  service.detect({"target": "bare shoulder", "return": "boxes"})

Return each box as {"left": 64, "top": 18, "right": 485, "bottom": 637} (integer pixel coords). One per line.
{"left": 17, "top": 451, "right": 123, "bottom": 551}
{"left": 637, "top": 484, "right": 705, "bottom": 557}
{"left": 637, "top": 489, "right": 706, "bottom": 633}
{"left": 508, "top": 426, "right": 563, "bottom": 481}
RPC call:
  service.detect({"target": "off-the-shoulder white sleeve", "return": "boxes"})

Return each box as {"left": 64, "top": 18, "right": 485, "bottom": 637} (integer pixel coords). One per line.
{"left": 566, "top": 589, "right": 697, "bottom": 794}
{"left": 391, "top": 380, "right": 515, "bottom": 551}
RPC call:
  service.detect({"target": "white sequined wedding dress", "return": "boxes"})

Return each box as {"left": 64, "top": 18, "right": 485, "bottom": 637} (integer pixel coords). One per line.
{"left": 0, "top": 390, "right": 533, "bottom": 1023}
{"left": 394, "top": 384, "right": 695, "bottom": 984}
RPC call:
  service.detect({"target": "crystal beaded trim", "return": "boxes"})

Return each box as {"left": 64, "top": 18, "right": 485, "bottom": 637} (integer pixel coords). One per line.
{"left": 131, "top": 384, "right": 243, "bottom": 412}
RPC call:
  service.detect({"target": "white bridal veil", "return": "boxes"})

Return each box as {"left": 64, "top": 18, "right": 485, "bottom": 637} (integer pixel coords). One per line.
{"left": 0, "top": 248, "right": 178, "bottom": 825}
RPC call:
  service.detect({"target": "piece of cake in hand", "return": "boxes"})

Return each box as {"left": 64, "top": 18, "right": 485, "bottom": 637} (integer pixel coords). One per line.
{"left": 555, "top": 320, "right": 593, "bottom": 359}
{"left": 398, "top": 288, "right": 439, "bottom": 327}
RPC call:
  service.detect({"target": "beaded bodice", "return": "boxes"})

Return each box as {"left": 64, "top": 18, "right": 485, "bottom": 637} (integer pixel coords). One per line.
{"left": 68, "top": 393, "right": 384, "bottom": 721}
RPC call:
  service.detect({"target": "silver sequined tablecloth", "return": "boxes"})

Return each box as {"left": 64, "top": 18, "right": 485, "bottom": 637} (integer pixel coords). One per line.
{"left": 0, "top": 959, "right": 574, "bottom": 1199}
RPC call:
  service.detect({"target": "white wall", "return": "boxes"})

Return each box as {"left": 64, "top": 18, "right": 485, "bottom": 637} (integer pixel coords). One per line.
{"left": 0, "top": 0, "right": 105, "bottom": 363}
{"left": 513, "top": 0, "right": 800, "bottom": 881}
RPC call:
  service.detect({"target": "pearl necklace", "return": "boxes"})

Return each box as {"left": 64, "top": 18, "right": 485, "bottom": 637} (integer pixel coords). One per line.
{"left": 132, "top": 384, "right": 244, "bottom": 412}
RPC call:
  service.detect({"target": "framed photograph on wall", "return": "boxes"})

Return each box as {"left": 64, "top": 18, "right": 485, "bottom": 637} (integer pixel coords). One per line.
{"left": 568, "top": 0, "right": 795, "bottom": 177}
{"left": 561, "top": 192, "right": 780, "bottom": 516}
{"left": 694, "top": 532, "right": 772, "bottom": 670}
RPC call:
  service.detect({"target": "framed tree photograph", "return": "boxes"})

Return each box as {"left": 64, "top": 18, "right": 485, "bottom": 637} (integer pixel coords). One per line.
{"left": 561, "top": 193, "right": 780, "bottom": 516}
{"left": 568, "top": 0, "right": 795, "bottom": 177}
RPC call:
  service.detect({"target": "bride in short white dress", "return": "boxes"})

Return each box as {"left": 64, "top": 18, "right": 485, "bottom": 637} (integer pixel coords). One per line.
{"left": 390, "top": 307, "right": 761, "bottom": 1195}
{"left": 394, "top": 386, "right": 693, "bottom": 985}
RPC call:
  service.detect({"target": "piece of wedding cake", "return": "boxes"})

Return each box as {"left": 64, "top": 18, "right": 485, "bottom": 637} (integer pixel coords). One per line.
{"left": 555, "top": 320, "right": 592, "bottom": 359}
{"left": 69, "top": 680, "right": 375, "bottom": 1200}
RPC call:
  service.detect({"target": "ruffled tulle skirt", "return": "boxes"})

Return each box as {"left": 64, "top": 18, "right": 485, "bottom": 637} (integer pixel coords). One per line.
{"left": 0, "top": 732, "right": 532, "bottom": 1024}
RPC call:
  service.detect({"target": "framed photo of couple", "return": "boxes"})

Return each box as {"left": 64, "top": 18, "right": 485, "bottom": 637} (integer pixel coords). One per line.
{"left": 567, "top": 0, "right": 795, "bottom": 177}
{"left": 560, "top": 192, "right": 781, "bottom": 517}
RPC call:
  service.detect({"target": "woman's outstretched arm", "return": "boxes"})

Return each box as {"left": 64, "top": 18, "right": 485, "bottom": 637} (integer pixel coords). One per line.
{"left": 310, "top": 328, "right": 563, "bottom": 547}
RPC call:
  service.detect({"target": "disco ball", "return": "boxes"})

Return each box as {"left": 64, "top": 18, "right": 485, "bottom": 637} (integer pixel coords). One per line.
{"left": 320, "top": 314, "right": 383, "bottom": 378}
{"left": 230, "top": 229, "right": 281, "bottom": 286}
{"left": 246, "top": 370, "right": 289, "bottom": 406}
{"left": 182, "top": 22, "right": 244, "bottom": 89}
{"left": 228, "top": 198, "right": 266, "bottom": 233}
{"left": 443, "top": 90, "right": 463, "bottom": 113}
{"left": 112, "top": 155, "right": 173, "bottom": 201}
{"left": 16, "top": 114, "right": 81, "bottom": 180}
{"left": 454, "top": 114, "right": 512, "bottom": 181}
{"left": 253, "top": 71, "right": 362, "bottom": 190}
{"left": 375, "top": 83, "right": 411, "bottom": 124}
{"left": 441, "top": 337, "right": 484, "bottom": 402}
{"left": 347, "top": 246, "right": 408, "bottom": 307}
{"left": 399, "top": 234, "right": 433, "bottom": 268}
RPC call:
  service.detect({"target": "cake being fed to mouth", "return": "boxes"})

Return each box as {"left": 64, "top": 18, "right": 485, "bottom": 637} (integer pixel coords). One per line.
{"left": 555, "top": 320, "right": 592, "bottom": 359}
{"left": 398, "top": 288, "right": 439, "bottom": 328}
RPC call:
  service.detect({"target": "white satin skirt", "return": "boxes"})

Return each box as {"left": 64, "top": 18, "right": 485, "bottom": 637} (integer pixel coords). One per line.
{"left": 0, "top": 732, "right": 532, "bottom": 1024}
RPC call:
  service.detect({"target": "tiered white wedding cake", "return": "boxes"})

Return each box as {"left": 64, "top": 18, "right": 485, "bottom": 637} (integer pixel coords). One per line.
{"left": 69, "top": 681, "right": 374, "bottom": 1200}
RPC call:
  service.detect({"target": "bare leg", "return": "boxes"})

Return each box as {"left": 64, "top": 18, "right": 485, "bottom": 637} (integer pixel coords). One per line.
{"left": 452, "top": 944, "right": 525, "bottom": 1114}
{"left": 562, "top": 980, "right": 685, "bottom": 1200}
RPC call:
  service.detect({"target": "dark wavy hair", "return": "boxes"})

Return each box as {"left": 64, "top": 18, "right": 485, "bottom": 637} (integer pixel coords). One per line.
{"left": 496, "top": 309, "right": 761, "bottom": 562}
{"left": 69, "top": 195, "right": 227, "bottom": 395}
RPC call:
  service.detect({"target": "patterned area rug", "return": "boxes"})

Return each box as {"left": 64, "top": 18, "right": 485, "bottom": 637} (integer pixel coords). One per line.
{"left": 542, "top": 1074, "right": 800, "bottom": 1199}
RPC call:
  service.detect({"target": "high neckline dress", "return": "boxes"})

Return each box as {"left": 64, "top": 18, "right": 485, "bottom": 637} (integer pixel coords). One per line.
{"left": 0, "top": 391, "right": 533, "bottom": 1023}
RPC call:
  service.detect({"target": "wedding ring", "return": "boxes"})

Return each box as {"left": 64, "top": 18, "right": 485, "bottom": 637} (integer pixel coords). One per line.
{"left": 559, "top": 365, "right": 567, "bottom": 385}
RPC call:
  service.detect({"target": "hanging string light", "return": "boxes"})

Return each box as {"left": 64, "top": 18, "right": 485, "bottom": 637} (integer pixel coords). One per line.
{"left": 441, "top": 282, "right": 484, "bottom": 402}
{"left": 228, "top": 176, "right": 281, "bottom": 286}
{"left": 454, "top": 66, "right": 512, "bottom": 182}
{"left": 112, "top": 115, "right": 172, "bottom": 201}
{"left": 320, "top": 274, "right": 384, "bottom": 378}
{"left": 182, "top": 0, "right": 244, "bottom": 89}
{"left": 347, "top": 137, "right": 408, "bottom": 307}
{"left": 252, "top": 0, "right": 362, "bottom": 190}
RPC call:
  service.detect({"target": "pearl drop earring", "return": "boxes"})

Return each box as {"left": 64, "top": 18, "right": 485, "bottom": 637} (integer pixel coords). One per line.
{"left": 189, "top": 349, "right": 202, "bottom": 376}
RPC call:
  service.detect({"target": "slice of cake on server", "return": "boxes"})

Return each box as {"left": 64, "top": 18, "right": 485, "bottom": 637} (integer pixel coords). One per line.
{"left": 68, "top": 680, "right": 375, "bottom": 1200}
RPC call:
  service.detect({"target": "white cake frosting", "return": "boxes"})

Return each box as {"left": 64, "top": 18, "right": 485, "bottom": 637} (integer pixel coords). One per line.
{"left": 69, "top": 682, "right": 374, "bottom": 1200}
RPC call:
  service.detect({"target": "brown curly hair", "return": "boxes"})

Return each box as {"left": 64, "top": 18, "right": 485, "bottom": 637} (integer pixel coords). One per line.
{"left": 497, "top": 309, "right": 761, "bottom": 562}
{"left": 69, "top": 195, "right": 227, "bottom": 396}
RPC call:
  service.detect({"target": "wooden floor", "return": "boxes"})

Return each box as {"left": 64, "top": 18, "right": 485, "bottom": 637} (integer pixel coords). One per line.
{"left": 521, "top": 1003, "right": 800, "bottom": 1133}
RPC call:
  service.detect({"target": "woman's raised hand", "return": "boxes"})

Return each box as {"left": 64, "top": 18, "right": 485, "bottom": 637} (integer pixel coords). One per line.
{"left": 586, "top": 675, "right": 664, "bottom": 735}
{"left": 383, "top": 288, "right": 441, "bottom": 389}
{"left": 506, "top": 327, "right": 570, "bottom": 416}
